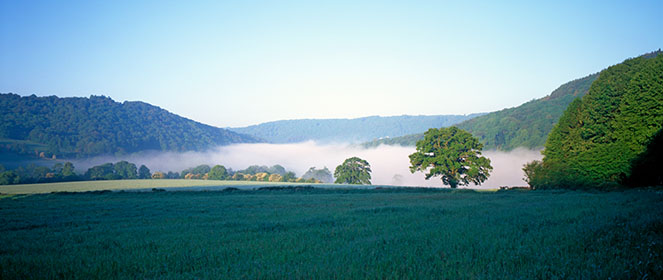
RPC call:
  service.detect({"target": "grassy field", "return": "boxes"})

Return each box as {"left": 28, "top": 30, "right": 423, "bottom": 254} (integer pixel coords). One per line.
{"left": 1, "top": 187, "right": 661, "bottom": 279}
{"left": 0, "top": 179, "right": 336, "bottom": 195}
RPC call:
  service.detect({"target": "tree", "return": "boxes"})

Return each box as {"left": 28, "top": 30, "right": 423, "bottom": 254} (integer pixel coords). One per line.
{"left": 302, "top": 167, "right": 333, "bottom": 183}
{"left": 114, "top": 161, "right": 138, "bottom": 179}
{"left": 268, "top": 174, "right": 282, "bottom": 182}
{"left": 536, "top": 52, "right": 663, "bottom": 189}
{"left": 255, "top": 172, "right": 270, "bottom": 181}
{"left": 208, "top": 165, "right": 228, "bottom": 180}
{"left": 522, "top": 160, "right": 545, "bottom": 189}
{"left": 152, "top": 172, "right": 165, "bottom": 179}
{"left": 282, "top": 171, "right": 297, "bottom": 182}
{"left": 85, "top": 163, "right": 116, "bottom": 180}
{"left": 0, "top": 171, "right": 19, "bottom": 185}
{"left": 334, "top": 157, "right": 372, "bottom": 185}
{"left": 61, "top": 162, "right": 76, "bottom": 179}
{"left": 138, "top": 165, "right": 151, "bottom": 179}
{"left": 409, "top": 127, "right": 492, "bottom": 188}
{"left": 240, "top": 165, "right": 268, "bottom": 175}
{"left": 268, "top": 165, "right": 287, "bottom": 175}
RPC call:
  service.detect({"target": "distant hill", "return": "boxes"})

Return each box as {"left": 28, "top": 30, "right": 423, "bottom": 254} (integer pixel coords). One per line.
{"left": 534, "top": 51, "right": 663, "bottom": 189}
{"left": 0, "top": 94, "right": 260, "bottom": 158}
{"left": 363, "top": 73, "right": 599, "bottom": 150}
{"left": 229, "top": 114, "right": 483, "bottom": 144}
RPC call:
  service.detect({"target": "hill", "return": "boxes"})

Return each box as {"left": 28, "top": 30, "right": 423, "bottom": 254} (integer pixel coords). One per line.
{"left": 229, "top": 114, "right": 482, "bottom": 144}
{"left": 530, "top": 51, "right": 663, "bottom": 189}
{"left": 0, "top": 94, "right": 260, "bottom": 158}
{"left": 363, "top": 73, "right": 598, "bottom": 149}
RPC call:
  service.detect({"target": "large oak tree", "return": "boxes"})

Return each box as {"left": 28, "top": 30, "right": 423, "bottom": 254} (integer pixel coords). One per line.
{"left": 334, "top": 157, "right": 372, "bottom": 185}
{"left": 409, "top": 127, "right": 492, "bottom": 188}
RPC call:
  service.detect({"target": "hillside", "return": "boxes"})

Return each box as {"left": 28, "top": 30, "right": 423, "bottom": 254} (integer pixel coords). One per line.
{"left": 230, "top": 114, "right": 482, "bottom": 144}
{"left": 532, "top": 51, "right": 663, "bottom": 189}
{"left": 0, "top": 94, "right": 260, "bottom": 158}
{"left": 363, "top": 73, "right": 599, "bottom": 150}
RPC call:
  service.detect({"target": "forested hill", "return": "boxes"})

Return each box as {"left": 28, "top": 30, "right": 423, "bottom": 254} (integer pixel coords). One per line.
{"left": 229, "top": 114, "right": 483, "bottom": 144}
{"left": 0, "top": 94, "right": 260, "bottom": 158}
{"left": 456, "top": 73, "right": 599, "bottom": 150}
{"left": 534, "top": 50, "right": 662, "bottom": 189}
{"left": 363, "top": 73, "right": 599, "bottom": 150}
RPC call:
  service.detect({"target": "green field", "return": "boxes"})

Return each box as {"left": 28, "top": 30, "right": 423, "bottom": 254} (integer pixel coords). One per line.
{"left": 1, "top": 187, "right": 661, "bottom": 279}
{"left": 0, "top": 179, "right": 333, "bottom": 195}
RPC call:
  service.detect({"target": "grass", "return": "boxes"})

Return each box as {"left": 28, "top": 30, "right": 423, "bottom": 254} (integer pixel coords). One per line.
{"left": 0, "top": 179, "right": 335, "bottom": 194}
{"left": 1, "top": 187, "right": 661, "bottom": 279}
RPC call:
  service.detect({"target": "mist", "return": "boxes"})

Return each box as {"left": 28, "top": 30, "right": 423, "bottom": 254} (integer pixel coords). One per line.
{"left": 74, "top": 142, "right": 542, "bottom": 189}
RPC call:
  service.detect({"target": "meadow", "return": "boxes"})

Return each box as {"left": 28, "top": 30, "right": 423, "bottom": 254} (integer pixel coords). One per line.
{"left": 1, "top": 187, "right": 661, "bottom": 279}
{"left": 0, "top": 179, "right": 325, "bottom": 195}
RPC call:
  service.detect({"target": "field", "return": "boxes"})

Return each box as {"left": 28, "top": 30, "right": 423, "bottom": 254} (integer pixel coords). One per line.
{"left": 1, "top": 186, "right": 662, "bottom": 279}
{"left": 0, "top": 179, "right": 336, "bottom": 195}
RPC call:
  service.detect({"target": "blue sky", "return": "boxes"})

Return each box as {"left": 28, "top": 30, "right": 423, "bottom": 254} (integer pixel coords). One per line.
{"left": 1, "top": 0, "right": 662, "bottom": 127}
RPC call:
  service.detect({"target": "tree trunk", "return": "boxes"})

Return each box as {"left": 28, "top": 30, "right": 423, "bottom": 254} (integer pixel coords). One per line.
{"left": 449, "top": 180, "right": 458, "bottom": 188}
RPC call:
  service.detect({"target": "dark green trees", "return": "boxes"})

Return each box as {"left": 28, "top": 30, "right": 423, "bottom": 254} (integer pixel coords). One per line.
{"left": 181, "top": 165, "right": 211, "bottom": 178}
{"left": 624, "top": 128, "right": 663, "bottom": 187}
{"left": 0, "top": 170, "right": 19, "bottom": 185}
{"left": 114, "top": 161, "right": 137, "bottom": 179}
{"left": 282, "top": 172, "right": 297, "bottom": 182}
{"left": 528, "top": 51, "right": 663, "bottom": 189}
{"left": 85, "top": 161, "right": 138, "bottom": 180}
{"left": 208, "top": 165, "right": 228, "bottom": 180}
{"left": 409, "top": 127, "right": 492, "bottom": 188}
{"left": 138, "top": 165, "right": 151, "bottom": 179}
{"left": 85, "top": 163, "right": 116, "bottom": 180}
{"left": 0, "top": 94, "right": 259, "bottom": 158}
{"left": 334, "top": 157, "right": 372, "bottom": 185}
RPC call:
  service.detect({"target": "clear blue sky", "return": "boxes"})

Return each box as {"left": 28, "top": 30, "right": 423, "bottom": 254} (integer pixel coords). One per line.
{"left": 1, "top": 0, "right": 662, "bottom": 127}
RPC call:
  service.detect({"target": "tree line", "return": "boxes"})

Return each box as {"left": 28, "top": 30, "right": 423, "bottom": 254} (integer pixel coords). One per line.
{"left": 0, "top": 162, "right": 327, "bottom": 185}
{"left": 1, "top": 127, "right": 496, "bottom": 188}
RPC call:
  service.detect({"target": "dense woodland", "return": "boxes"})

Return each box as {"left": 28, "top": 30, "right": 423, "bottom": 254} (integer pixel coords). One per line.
{"left": 526, "top": 51, "right": 662, "bottom": 189}
{"left": 457, "top": 73, "right": 598, "bottom": 150}
{"left": 363, "top": 73, "right": 598, "bottom": 150}
{"left": 230, "top": 114, "right": 482, "bottom": 144}
{"left": 0, "top": 94, "right": 259, "bottom": 158}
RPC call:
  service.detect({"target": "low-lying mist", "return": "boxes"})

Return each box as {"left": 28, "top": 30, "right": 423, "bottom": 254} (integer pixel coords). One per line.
{"left": 75, "top": 142, "right": 542, "bottom": 188}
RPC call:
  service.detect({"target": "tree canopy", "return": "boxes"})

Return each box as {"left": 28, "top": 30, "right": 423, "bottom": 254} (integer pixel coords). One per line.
{"left": 528, "top": 51, "right": 663, "bottom": 189}
{"left": 301, "top": 167, "right": 333, "bottom": 183}
{"left": 409, "top": 127, "right": 492, "bottom": 188}
{"left": 334, "top": 157, "right": 372, "bottom": 185}
{"left": 138, "top": 165, "right": 151, "bottom": 179}
{"left": 0, "top": 94, "right": 259, "bottom": 158}
{"left": 208, "top": 165, "right": 228, "bottom": 180}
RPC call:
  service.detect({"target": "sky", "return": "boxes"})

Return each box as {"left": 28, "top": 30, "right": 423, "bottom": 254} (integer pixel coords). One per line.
{"left": 1, "top": 0, "right": 662, "bottom": 127}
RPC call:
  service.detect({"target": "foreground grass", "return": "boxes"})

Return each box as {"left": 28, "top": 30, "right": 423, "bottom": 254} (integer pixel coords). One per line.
{"left": 0, "top": 179, "right": 321, "bottom": 194}
{"left": 1, "top": 188, "right": 662, "bottom": 279}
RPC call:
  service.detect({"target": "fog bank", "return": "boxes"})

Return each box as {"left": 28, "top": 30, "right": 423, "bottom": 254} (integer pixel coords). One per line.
{"left": 75, "top": 142, "right": 542, "bottom": 188}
